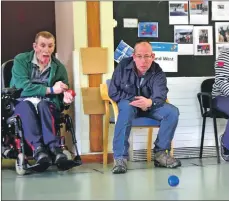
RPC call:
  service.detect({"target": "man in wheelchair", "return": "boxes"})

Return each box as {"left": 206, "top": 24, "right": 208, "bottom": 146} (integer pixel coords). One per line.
{"left": 2, "top": 31, "right": 81, "bottom": 174}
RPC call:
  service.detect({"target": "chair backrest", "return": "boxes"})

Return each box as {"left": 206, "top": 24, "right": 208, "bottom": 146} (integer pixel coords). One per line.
{"left": 106, "top": 79, "right": 111, "bottom": 88}
{"left": 1, "top": 60, "right": 14, "bottom": 88}
{"left": 200, "top": 78, "right": 215, "bottom": 109}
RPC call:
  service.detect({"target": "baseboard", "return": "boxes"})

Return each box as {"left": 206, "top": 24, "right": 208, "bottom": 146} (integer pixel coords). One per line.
{"left": 131, "top": 146, "right": 219, "bottom": 161}
{"left": 81, "top": 153, "right": 114, "bottom": 164}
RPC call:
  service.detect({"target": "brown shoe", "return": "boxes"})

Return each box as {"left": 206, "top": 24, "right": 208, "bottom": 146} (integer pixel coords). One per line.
{"left": 154, "top": 151, "right": 181, "bottom": 168}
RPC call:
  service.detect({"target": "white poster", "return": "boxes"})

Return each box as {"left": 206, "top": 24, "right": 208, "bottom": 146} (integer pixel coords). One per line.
{"left": 150, "top": 42, "right": 178, "bottom": 72}
{"left": 169, "top": 1, "right": 189, "bottom": 25}
{"left": 189, "top": 0, "right": 209, "bottom": 24}
{"left": 174, "top": 25, "right": 194, "bottom": 55}
{"left": 193, "top": 26, "right": 213, "bottom": 56}
{"left": 212, "top": 1, "right": 229, "bottom": 21}
{"left": 216, "top": 44, "right": 229, "bottom": 59}
{"left": 123, "top": 18, "right": 138, "bottom": 28}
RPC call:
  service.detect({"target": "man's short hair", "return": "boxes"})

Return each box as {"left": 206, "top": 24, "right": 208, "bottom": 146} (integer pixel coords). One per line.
{"left": 134, "top": 39, "right": 151, "bottom": 52}
{"left": 35, "top": 31, "right": 55, "bottom": 43}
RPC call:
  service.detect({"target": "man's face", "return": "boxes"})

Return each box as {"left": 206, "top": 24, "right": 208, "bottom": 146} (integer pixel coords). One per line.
{"left": 133, "top": 42, "right": 155, "bottom": 74}
{"left": 33, "top": 36, "right": 55, "bottom": 65}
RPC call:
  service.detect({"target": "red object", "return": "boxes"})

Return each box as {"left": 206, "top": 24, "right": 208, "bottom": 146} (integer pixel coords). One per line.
{"left": 151, "top": 25, "right": 156, "bottom": 31}
{"left": 217, "top": 61, "right": 224, "bottom": 67}
{"left": 67, "top": 89, "right": 76, "bottom": 97}
{"left": 15, "top": 138, "right": 21, "bottom": 150}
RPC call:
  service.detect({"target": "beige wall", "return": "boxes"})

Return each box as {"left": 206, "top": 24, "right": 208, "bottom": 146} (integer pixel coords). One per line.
{"left": 55, "top": 2, "right": 114, "bottom": 154}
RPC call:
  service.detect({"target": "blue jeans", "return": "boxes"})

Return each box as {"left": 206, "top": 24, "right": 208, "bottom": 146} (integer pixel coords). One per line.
{"left": 113, "top": 100, "right": 179, "bottom": 159}
{"left": 213, "top": 96, "right": 229, "bottom": 149}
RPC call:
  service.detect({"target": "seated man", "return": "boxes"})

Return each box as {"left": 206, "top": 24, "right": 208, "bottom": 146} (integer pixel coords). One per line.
{"left": 109, "top": 40, "right": 181, "bottom": 174}
{"left": 10, "top": 31, "right": 74, "bottom": 165}
{"left": 212, "top": 49, "right": 229, "bottom": 162}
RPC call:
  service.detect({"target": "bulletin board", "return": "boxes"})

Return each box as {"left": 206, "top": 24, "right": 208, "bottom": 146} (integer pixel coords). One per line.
{"left": 113, "top": 1, "right": 216, "bottom": 77}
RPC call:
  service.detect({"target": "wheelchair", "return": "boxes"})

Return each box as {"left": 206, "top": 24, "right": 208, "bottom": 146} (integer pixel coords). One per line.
{"left": 1, "top": 60, "right": 82, "bottom": 175}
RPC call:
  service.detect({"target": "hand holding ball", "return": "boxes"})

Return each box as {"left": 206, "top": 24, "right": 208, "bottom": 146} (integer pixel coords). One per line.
{"left": 66, "top": 89, "right": 76, "bottom": 97}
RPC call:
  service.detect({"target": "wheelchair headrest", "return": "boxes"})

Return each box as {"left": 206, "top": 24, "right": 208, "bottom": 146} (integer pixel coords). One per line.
{"left": 1, "top": 60, "right": 14, "bottom": 88}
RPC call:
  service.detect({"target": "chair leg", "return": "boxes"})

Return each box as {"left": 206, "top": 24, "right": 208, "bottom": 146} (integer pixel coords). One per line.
{"left": 170, "top": 141, "right": 174, "bottom": 156}
{"left": 103, "top": 103, "right": 110, "bottom": 166}
{"left": 213, "top": 117, "right": 220, "bottom": 163}
{"left": 200, "top": 117, "right": 206, "bottom": 158}
{"left": 147, "top": 127, "right": 153, "bottom": 162}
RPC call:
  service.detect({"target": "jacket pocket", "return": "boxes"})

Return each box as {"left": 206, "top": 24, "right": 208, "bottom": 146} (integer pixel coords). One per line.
{"left": 122, "top": 82, "right": 137, "bottom": 95}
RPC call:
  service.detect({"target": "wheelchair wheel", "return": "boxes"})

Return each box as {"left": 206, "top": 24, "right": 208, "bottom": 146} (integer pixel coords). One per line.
{"left": 63, "top": 150, "right": 72, "bottom": 160}
{"left": 15, "top": 153, "right": 27, "bottom": 175}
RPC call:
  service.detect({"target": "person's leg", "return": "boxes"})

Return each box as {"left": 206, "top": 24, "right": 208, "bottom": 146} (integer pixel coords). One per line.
{"left": 14, "top": 101, "right": 51, "bottom": 164}
{"left": 37, "top": 100, "right": 67, "bottom": 163}
{"left": 147, "top": 102, "right": 181, "bottom": 168}
{"left": 213, "top": 96, "right": 229, "bottom": 161}
{"left": 112, "top": 99, "right": 138, "bottom": 174}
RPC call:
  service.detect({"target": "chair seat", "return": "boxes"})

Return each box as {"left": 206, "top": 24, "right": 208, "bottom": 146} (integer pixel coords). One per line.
{"left": 110, "top": 117, "right": 160, "bottom": 127}
{"left": 203, "top": 110, "right": 229, "bottom": 119}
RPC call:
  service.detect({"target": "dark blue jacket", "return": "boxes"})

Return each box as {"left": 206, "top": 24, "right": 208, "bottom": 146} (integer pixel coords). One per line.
{"left": 108, "top": 57, "right": 168, "bottom": 106}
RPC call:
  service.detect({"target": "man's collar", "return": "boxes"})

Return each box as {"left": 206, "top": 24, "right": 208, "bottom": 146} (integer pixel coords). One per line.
{"left": 32, "top": 53, "right": 51, "bottom": 68}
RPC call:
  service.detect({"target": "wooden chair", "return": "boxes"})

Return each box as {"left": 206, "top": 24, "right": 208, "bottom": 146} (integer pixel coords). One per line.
{"left": 100, "top": 79, "right": 173, "bottom": 165}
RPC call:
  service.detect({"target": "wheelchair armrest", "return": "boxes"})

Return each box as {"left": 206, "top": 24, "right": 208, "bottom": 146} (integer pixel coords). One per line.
{"left": 197, "top": 92, "right": 213, "bottom": 116}
{"left": 1, "top": 87, "right": 23, "bottom": 99}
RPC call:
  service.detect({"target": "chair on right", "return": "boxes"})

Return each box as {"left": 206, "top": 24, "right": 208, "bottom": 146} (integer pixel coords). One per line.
{"left": 197, "top": 78, "right": 229, "bottom": 163}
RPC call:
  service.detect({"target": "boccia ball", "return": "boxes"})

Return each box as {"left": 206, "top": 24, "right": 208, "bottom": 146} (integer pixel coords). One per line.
{"left": 168, "top": 175, "right": 179, "bottom": 187}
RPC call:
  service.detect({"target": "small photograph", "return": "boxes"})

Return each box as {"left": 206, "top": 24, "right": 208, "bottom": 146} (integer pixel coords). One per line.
{"left": 169, "top": 3, "right": 188, "bottom": 16}
{"left": 175, "top": 29, "right": 193, "bottom": 44}
{"left": 199, "top": 29, "right": 208, "bottom": 43}
{"left": 138, "top": 22, "right": 158, "bottom": 37}
{"left": 190, "top": 0, "right": 208, "bottom": 15}
{"left": 114, "top": 40, "right": 134, "bottom": 63}
{"left": 217, "top": 4, "right": 224, "bottom": 9}
{"left": 125, "top": 47, "right": 134, "bottom": 57}
{"left": 217, "top": 24, "right": 229, "bottom": 43}
{"left": 216, "top": 44, "right": 229, "bottom": 58}
{"left": 197, "top": 44, "right": 210, "bottom": 54}
{"left": 114, "top": 49, "right": 124, "bottom": 63}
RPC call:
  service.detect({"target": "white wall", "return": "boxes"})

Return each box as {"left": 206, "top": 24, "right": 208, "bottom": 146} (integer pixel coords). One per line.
{"left": 72, "top": 2, "right": 115, "bottom": 154}
{"left": 72, "top": 2, "right": 88, "bottom": 154}
{"left": 55, "top": 2, "right": 76, "bottom": 151}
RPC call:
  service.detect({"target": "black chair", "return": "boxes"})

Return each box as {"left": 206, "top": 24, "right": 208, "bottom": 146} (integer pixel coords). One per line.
{"left": 1, "top": 59, "right": 82, "bottom": 175}
{"left": 197, "top": 78, "right": 229, "bottom": 163}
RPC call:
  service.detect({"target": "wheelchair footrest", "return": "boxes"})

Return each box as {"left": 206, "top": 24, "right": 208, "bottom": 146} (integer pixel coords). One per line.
{"left": 27, "top": 162, "right": 51, "bottom": 172}
{"left": 56, "top": 158, "right": 82, "bottom": 171}
{"left": 73, "top": 155, "right": 82, "bottom": 166}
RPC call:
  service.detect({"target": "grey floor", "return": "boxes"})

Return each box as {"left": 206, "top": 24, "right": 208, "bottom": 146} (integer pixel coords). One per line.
{"left": 1, "top": 158, "right": 229, "bottom": 200}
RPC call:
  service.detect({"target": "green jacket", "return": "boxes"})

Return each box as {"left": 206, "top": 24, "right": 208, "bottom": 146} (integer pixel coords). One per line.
{"left": 10, "top": 50, "right": 69, "bottom": 111}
